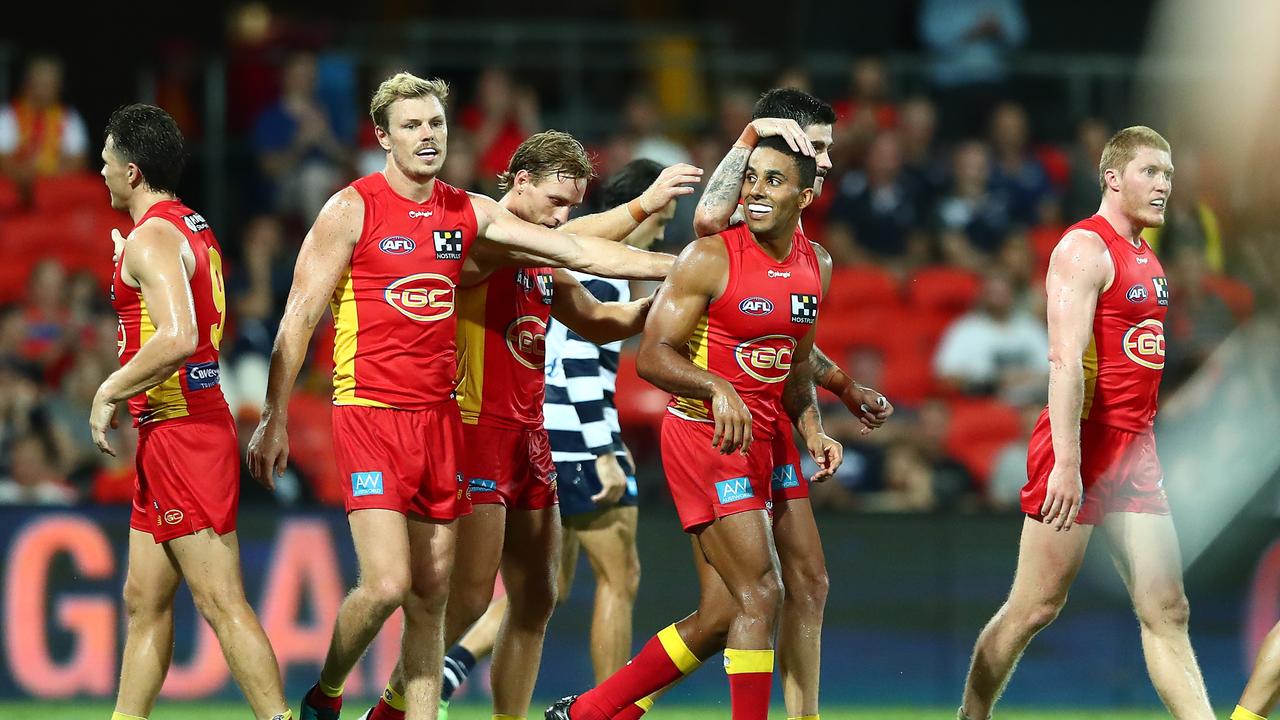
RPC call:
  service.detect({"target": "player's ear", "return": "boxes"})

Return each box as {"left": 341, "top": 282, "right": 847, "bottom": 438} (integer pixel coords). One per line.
{"left": 797, "top": 187, "right": 814, "bottom": 211}
{"left": 514, "top": 169, "right": 532, "bottom": 194}
{"left": 1104, "top": 165, "right": 1122, "bottom": 194}
{"left": 374, "top": 124, "right": 392, "bottom": 152}
{"left": 126, "top": 162, "right": 143, "bottom": 190}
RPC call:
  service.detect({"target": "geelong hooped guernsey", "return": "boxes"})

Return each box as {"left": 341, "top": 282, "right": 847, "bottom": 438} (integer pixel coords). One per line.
{"left": 455, "top": 266, "right": 554, "bottom": 429}
{"left": 669, "top": 222, "right": 823, "bottom": 440}
{"left": 1071, "top": 214, "right": 1169, "bottom": 431}
{"left": 112, "top": 200, "right": 230, "bottom": 425}
{"left": 333, "top": 173, "right": 477, "bottom": 409}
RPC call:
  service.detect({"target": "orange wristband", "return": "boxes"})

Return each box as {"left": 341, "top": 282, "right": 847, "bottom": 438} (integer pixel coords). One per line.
{"left": 736, "top": 124, "right": 759, "bottom": 149}
{"left": 825, "top": 368, "right": 854, "bottom": 396}
{"left": 627, "top": 198, "right": 648, "bottom": 223}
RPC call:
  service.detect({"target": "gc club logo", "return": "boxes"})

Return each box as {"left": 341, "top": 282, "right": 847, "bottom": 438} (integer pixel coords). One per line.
{"left": 733, "top": 334, "right": 796, "bottom": 383}
{"left": 1122, "top": 318, "right": 1166, "bottom": 370}
{"left": 506, "top": 315, "right": 547, "bottom": 369}
{"left": 385, "top": 273, "right": 456, "bottom": 322}
{"left": 378, "top": 236, "right": 417, "bottom": 254}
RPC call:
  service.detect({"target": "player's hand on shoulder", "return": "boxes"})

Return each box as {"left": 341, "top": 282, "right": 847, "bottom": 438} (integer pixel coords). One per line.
{"left": 639, "top": 163, "right": 704, "bottom": 213}
{"left": 747, "top": 118, "right": 815, "bottom": 156}
{"left": 246, "top": 414, "right": 289, "bottom": 490}
{"left": 710, "top": 378, "right": 753, "bottom": 455}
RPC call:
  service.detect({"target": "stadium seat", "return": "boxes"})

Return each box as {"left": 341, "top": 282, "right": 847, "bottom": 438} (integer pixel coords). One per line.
{"left": 0, "top": 176, "right": 22, "bottom": 217}
{"left": 32, "top": 173, "right": 114, "bottom": 214}
{"left": 905, "top": 266, "right": 982, "bottom": 314}
{"left": 613, "top": 350, "right": 669, "bottom": 432}
{"left": 1204, "top": 274, "right": 1255, "bottom": 323}
{"left": 943, "top": 397, "right": 1023, "bottom": 485}
{"left": 824, "top": 264, "right": 901, "bottom": 312}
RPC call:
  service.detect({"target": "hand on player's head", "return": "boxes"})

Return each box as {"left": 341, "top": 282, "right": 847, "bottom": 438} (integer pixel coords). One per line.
{"left": 748, "top": 118, "right": 815, "bottom": 157}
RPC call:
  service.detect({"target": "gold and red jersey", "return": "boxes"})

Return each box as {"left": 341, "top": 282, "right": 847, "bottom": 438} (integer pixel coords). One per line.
{"left": 669, "top": 222, "right": 823, "bottom": 440}
{"left": 112, "top": 200, "right": 229, "bottom": 425}
{"left": 1069, "top": 214, "right": 1169, "bottom": 431}
{"left": 455, "top": 266, "right": 555, "bottom": 429}
{"left": 331, "top": 173, "right": 477, "bottom": 410}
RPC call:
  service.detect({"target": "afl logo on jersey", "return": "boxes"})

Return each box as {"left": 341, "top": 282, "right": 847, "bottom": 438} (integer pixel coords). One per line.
{"left": 505, "top": 315, "right": 547, "bottom": 370}
{"left": 379, "top": 236, "right": 416, "bottom": 254}
{"left": 1126, "top": 283, "right": 1148, "bottom": 303}
{"left": 1123, "top": 319, "right": 1166, "bottom": 370}
{"left": 739, "top": 297, "right": 774, "bottom": 316}
{"left": 385, "top": 273, "right": 456, "bottom": 322}
{"left": 734, "top": 335, "right": 797, "bottom": 383}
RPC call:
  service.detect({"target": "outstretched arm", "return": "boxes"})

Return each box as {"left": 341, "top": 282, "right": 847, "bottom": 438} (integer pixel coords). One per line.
{"left": 469, "top": 193, "right": 673, "bottom": 279}
{"left": 90, "top": 220, "right": 198, "bottom": 455}
{"left": 247, "top": 187, "right": 363, "bottom": 487}
{"left": 550, "top": 270, "right": 651, "bottom": 344}
{"left": 1041, "top": 229, "right": 1112, "bottom": 531}
{"left": 561, "top": 163, "right": 702, "bottom": 239}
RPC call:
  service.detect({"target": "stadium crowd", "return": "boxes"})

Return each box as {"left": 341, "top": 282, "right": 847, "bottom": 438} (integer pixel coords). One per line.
{"left": 0, "top": 29, "right": 1269, "bottom": 515}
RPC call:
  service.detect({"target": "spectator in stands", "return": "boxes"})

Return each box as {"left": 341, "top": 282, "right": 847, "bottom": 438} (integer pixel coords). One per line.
{"left": 933, "top": 268, "right": 1048, "bottom": 404}
{"left": 825, "top": 130, "right": 928, "bottom": 270}
{"left": 225, "top": 216, "right": 294, "bottom": 417}
{"left": 622, "top": 91, "right": 692, "bottom": 167}
{"left": 988, "top": 102, "right": 1052, "bottom": 226}
{"left": 987, "top": 402, "right": 1043, "bottom": 510}
{"left": 252, "top": 52, "right": 352, "bottom": 220}
{"left": 0, "top": 55, "right": 88, "bottom": 190}
{"left": 0, "top": 358, "right": 39, "bottom": 461}
{"left": 460, "top": 67, "right": 539, "bottom": 196}
{"left": 936, "top": 140, "right": 1013, "bottom": 268}
{"left": 1162, "top": 242, "right": 1235, "bottom": 391}
{"left": 898, "top": 96, "right": 946, "bottom": 211}
{"left": 871, "top": 399, "right": 976, "bottom": 511}
{"left": 1062, "top": 117, "right": 1109, "bottom": 223}
{"left": 919, "top": 0, "right": 1028, "bottom": 139}
{"left": 43, "top": 349, "right": 108, "bottom": 478}
{"left": 0, "top": 433, "right": 74, "bottom": 504}
{"left": 805, "top": 347, "right": 893, "bottom": 511}
{"left": 19, "top": 259, "right": 71, "bottom": 376}
{"left": 832, "top": 57, "right": 899, "bottom": 170}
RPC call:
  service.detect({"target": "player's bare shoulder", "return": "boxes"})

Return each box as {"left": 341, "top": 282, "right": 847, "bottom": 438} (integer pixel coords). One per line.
{"left": 121, "top": 216, "right": 192, "bottom": 285}
{"left": 312, "top": 185, "right": 366, "bottom": 246}
{"left": 1049, "top": 227, "right": 1113, "bottom": 291}
{"left": 671, "top": 233, "right": 732, "bottom": 296}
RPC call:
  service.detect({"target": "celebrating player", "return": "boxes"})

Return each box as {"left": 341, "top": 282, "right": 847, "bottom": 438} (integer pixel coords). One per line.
{"left": 549, "top": 136, "right": 840, "bottom": 720}
{"left": 957, "top": 127, "right": 1214, "bottom": 720}
{"left": 92, "top": 104, "right": 292, "bottom": 720}
{"left": 246, "top": 73, "right": 673, "bottom": 720}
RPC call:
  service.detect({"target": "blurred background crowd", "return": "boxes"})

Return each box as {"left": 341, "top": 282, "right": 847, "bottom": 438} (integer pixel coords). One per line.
{"left": 0, "top": 0, "right": 1276, "bottom": 516}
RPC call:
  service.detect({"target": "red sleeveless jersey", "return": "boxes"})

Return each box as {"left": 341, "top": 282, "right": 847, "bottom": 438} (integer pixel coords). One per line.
{"left": 332, "top": 173, "right": 477, "bottom": 410}
{"left": 112, "top": 200, "right": 229, "bottom": 425}
{"left": 669, "top": 223, "right": 823, "bottom": 440}
{"left": 455, "top": 267, "right": 554, "bottom": 429}
{"left": 1070, "top": 214, "right": 1169, "bottom": 431}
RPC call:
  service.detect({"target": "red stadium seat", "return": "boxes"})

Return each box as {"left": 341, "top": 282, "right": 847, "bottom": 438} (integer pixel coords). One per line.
{"left": 613, "top": 350, "right": 670, "bottom": 431}
{"left": 905, "top": 266, "right": 982, "bottom": 314}
{"left": 32, "top": 173, "right": 114, "bottom": 214}
{"left": 1204, "top": 275, "right": 1255, "bottom": 323}
{"left": 944, "top": 397, "right": 1023, "bottom": 485}
{"left": 0, "top": 176, "right": 23, "bottom": 217}
{"left": 824, "top": 264, "right": 901, "bottom": 312}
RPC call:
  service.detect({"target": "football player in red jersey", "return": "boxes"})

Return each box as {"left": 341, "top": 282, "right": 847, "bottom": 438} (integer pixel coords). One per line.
{"left": 247, "top": 73, "right": 673, "bottom": 720}
{"left": 548, "top": 137, "right": 840, "bottom": 720}
{"left": 93, "top": 104, "right": 291, "bottom": 720}
{"left": 958, "top": 127, "right": 1214, "bottom": 720}
{"left": 358, "top": 134, "right": 700, "bottom": 720}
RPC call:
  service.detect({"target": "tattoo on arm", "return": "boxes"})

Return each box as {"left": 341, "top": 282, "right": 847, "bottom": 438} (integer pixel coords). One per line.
{"left": 697, "top": 146, "right": 750, "bottom": 217}
{"left": 783, "top": 360, "right": 821, "bottom": 430}
{"left": 809, "top": 345, "right": 838, "bottom": 389}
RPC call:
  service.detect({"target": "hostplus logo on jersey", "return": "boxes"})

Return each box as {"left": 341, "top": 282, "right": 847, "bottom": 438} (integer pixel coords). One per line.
{"left": 379, "top": 236, "right": 416, "bottom": 255}
{"left": 790, "top": 293, "right": 819, "bottom": 324}
{"left": 433, "top": 229, "right": 464, "bottom": 260}
{"left": 182, "top": 212, "right": 209, "bottom": 233}
{"left": 517, "top": 270, "right": 555, "bottom": 305}
{"left": 1153, "top": 276, "right": 1170, "bottom": 306}
{"left": 352, "top": 471, "right": 384, "bottom": 497}
{"left": 715, "top": 476, "right": 754, "bottom": 504}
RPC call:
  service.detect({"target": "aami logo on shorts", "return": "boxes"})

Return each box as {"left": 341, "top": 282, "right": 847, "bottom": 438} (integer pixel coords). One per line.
{"left": 734, "top": 335, "right": 797, "bottom": 384}
{"left": 469, "top": 478, "right": 497, "bottom": 493}
{"left": 379, "top": 236, "right": 417, "bottom": 255}
{"left": 739, "top": 296, "right": 774, "bottom": 316}
{"left": 771, "top": 465, "right": 800, "bottom": 490}
{"left": 352, "top": 472, "right": 384, "bottom": 497}
{"left": 1126, "top": 283, "right": 1148, "bottom": 303}
{"left": 385, "top": 273, "right": 456, "bottom": 322}
{"left": 185, "top": 361, "right": 220, "bottom": 391}
{"left": 163, "top": 509, "right": 184, "bottom": 525}
{"left": 715, "top": 476, "right": 755, "bottom": 505}
{"left": 506, "top": 315, "right": 547, "bottom": 370}
{"left": 1123, "top": 318, "right": 1166, "bottom": 370}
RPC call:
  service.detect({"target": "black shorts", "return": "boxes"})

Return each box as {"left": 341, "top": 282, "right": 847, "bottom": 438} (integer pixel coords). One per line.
{"left": 556, "top": 454, "right": 638, "bottom": 518}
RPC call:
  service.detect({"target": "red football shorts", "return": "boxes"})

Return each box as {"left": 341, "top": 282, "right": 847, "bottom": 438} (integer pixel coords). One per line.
{"left": 332, "top": 402, "right": 466, "bottom": 521}
{"left": 130, "top": 411, "right": 239, "bottom": 543}
{"left": 462, "top": 423, "right": 558, "bottom": 511}
{"left": 1021, "top": 410, "right": 1169, "bottom": 526}
{"left": 661, "top": 412, "right": 773, "bottom": 532}
{"left": 770, "top": 417, "right": 809, "bottom": 504}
